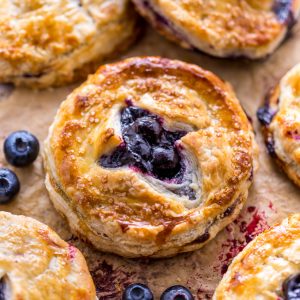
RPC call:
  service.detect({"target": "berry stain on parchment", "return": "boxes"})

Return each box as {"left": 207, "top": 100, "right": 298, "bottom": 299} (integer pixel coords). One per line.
{"left": 191, "top": 202, "right": 274, "bottom": 299}
{"left": 86, "top": 203, "right": 274, "bottom": 300}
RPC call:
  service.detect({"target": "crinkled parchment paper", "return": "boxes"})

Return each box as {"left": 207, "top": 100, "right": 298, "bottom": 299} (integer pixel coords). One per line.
{"left": 1, "top": 24, "right": 300, "bottom": 299}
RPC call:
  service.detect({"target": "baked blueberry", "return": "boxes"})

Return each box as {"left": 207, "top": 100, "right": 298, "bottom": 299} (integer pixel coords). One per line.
{"left": 122, "top": 283, "right": 153, "bottom": 300}
{"left": 152, "top": 147, "right": 178, "bottom": 170}
{"left": 125, "top": 133, "right": 152, "bottom": 160}
{"left": 257, "top": 106, "right": 275, "bottom": 126}
{"left": 0, "top": 168, "right": 20, "bottom": 204}
{"left": 0, "top": 277, "right": 5, "bottom": 300}
{"left": 100, "top": 145, "right": 129, "bottom": 168}
{"left": 160, "top": 285, "right": 194, "bottom": 300}
{"left": 283, "top": 273, "right": 300, "bottom": 300}
{"left": 4, "top": 131, "right": 39, "bottom": 167}
{"left": 121, "top": 106, "right": 147, "bottom": 125}
{"left": 134, "top": 117, "right": 162, "bottom": 143}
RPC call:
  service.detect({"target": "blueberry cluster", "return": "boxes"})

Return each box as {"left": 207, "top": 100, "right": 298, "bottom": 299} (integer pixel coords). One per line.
{"left": 122, "top": 283, "right": 194, "bottom": 300}
{"left": 100, "top": 106, "right": 187, "bottom": 181}
{"left": 0, "top": 131, "right": 39, "bottom": 204}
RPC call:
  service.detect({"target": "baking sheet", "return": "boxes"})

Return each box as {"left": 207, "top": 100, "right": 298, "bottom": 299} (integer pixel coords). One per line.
{"left": 1, "top": 24, "right": 300, "bottom": 299}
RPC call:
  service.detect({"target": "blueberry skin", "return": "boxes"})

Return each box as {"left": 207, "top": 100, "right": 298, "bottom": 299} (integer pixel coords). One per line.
{"left": 0, "top": 168, "right": 20, "bottom": 204}
{"left": 122, "top": 283, "right": 153, "bottom": 300}
{"left": 283, "top": 273, "right": 300, "bottom": 300}
{"left": 4, "top": 131, "right": 39, "bottom": 167}
{"left": 152, "top": 147, "right": 179, "bottom": 170}
{"left": 160, "top": 285, "right": 194, "bottom": 300}
{"left": 134, "top": 117, "right": 162, "bottom": 143}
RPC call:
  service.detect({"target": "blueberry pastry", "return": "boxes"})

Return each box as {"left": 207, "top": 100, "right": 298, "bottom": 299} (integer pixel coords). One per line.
{"left": 258, "top": 63, "right": 300, "bottom": 187}
{"left": 214, "top": 214, "right": 300, "bottom": 300}
{"left": 0, "top": 211, "right": 96, "bottom": 299}
{"left": 44, "top": 57, "right": 258, "bottom": 258}
{"left": 0, "top": 0, "right": 138, "bottom": 88}
{"left": 132, "top": 0, "right": 300, "bottom": 59}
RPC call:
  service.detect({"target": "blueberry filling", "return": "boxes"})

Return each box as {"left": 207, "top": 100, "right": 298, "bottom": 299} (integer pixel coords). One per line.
{"left": 0, "top": 277, "right": 6, "bottom": 300}
{"left": 100, "top": 106, "right": 186, "bottom": 180}
{"left": 138, "top": 0, "right": 194, "bottom": 49}
{"left": 257, "top": 106, "right": 276, "bottom": 126}
{"left": 100, "top": 106, "right": 197, "bottom": 200}
{"left": 283, "top": 273, "right": 300, "bottom": 300}
{"left": 266, "top": 138, "right": 276, "bottom": 157}
{"left": 273, "top": 0, "right": 295, "bottom": 26}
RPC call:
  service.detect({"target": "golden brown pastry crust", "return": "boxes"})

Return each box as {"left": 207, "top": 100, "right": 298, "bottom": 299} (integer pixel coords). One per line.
{"left": 259, "top": 63, "right": 300, "bottom": 187}
{"left": 0, "top": 211, "right": 96, "bottom": 300}
{"left": 213, "top": 214, "right": 300, "bottom": 300}
{"left": 132, "top": 0, "right": 300, "bottom": 59}
{"left": 0, "top": 0, "right": 139, "bottom": 88}
{"left": 44, "top": 56, "right": 258, "bottom": 258}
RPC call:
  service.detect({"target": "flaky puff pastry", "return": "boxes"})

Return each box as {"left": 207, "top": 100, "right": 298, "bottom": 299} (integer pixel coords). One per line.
{"left": 132, "top": 0, "right": 300, "bottom": 59}
{"left": 44, "top": 57, "right": 258, "bottom": 258}
{"left": 0, "top": 211, "right": 96, "bottom": 300}
{"left": 214, "top": 214, "right": 300, "bottom": 300}
{"left": 0, "top": 0, "right": 138, "bottom": 88}
{"left": 258, "top": 63, "right": 300, "bottom": 187}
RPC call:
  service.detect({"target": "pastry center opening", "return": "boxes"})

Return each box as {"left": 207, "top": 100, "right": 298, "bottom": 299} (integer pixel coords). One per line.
{"left": 99, "top": 105, "right": 197, "bottom": 200}
{"left": 100, "top": 105, "right": 186, "bottom": 180}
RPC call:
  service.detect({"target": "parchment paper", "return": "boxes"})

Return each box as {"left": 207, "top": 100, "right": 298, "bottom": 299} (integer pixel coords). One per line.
{"left": 1, "top": 24, "right": 300, "bottom": 299}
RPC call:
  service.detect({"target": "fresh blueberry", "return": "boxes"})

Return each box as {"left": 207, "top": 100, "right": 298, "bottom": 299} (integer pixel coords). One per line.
{"left": 160, "top": 285, "right": 194, "bottom": 300}
{"left": 134, "top": 117, "right": 162, "bottom": 143}
{"left": 152, "top": 147, "right": 179, "bottom": 170}
{"left": 4, "top": 131, "right": 39, "bottom": 167}
{"left": 0, "top": 168, "right": 20, "bottom": 204}
{"left": 283, "top": 273, "right": 300, "bottom": 300}
{"left": 122, "top": 283, "right": 153, "bottom": 300}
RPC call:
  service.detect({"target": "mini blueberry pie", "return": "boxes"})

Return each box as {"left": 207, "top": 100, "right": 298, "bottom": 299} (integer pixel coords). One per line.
{"left": 214, "top": 214, "right": 300, "bottom": 300}
{"left": 44, "top": 57, "right": 258, "bottom": 258}
{"left": 0, "top": 0, "right": 138, "bottom": 88}
{"left": 132, "top": 0, "right": 300, "bottom": 59}
{"left": 0, "top": 211, "right": 96, "bottom": 299}
{"left": 258, "top": 63, "right": 300, "bottom": 187}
